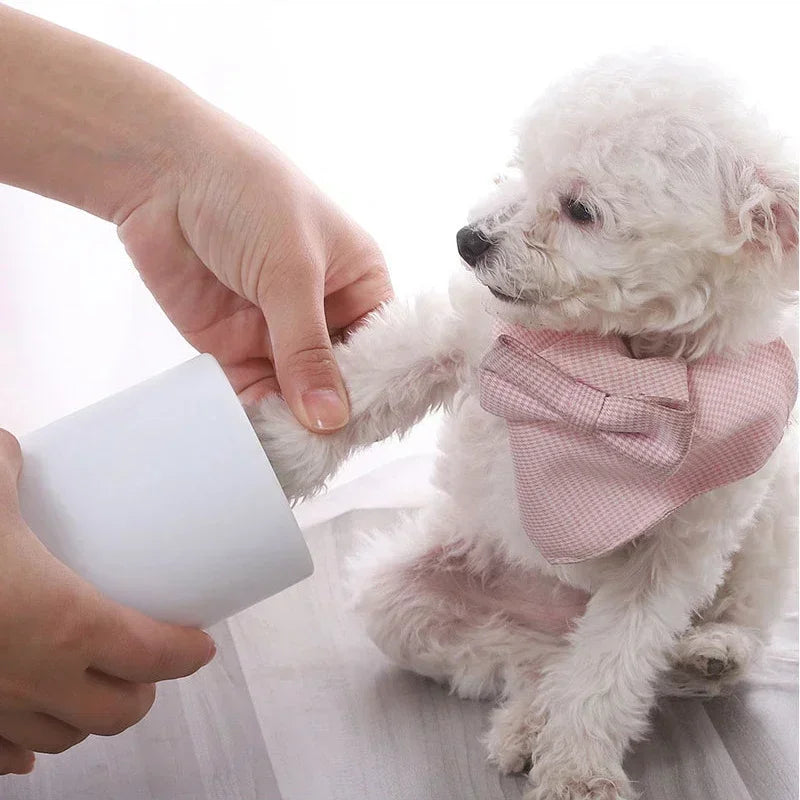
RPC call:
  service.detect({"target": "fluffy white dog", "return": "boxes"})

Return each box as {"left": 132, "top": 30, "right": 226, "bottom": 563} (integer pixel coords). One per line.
{"left": 250, "top": 54, "right": 799, "bottom": 800}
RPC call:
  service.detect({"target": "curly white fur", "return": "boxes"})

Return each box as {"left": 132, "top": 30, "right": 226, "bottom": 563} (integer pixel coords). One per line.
{"left": 249, "top": 53, "right": 798, "bottom": 800}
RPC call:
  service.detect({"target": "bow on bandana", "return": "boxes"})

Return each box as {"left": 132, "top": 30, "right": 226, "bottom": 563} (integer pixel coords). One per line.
{"left": 480, "top": 334, "right": 696, "bottom": 479}
{"left": 478, "top": 326, "right": 797, "bottom": 565}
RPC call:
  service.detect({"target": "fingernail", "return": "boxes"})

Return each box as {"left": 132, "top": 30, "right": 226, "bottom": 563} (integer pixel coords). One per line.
{"left": 301, "top": 389, "right": 349, "bottom": 431}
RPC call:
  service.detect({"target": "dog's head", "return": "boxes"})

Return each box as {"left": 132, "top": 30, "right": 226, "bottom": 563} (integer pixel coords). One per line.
{"left": 458, "top": 54, "right": 798, "bottom": 356}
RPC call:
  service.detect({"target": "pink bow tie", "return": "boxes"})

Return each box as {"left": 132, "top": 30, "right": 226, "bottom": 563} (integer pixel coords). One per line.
{"left": 479, "top": 326, "right": 797, "bottom": 564}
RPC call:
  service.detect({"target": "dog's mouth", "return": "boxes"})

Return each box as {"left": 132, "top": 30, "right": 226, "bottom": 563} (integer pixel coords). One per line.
{"left": 467, "top": 265, "right": 535, "bottom": 305}
{"left": 488, "top": 286, "right": 521, "bottom": 303}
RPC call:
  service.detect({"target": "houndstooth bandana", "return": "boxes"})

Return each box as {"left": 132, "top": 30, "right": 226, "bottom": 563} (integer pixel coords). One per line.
{"left": 479, "top": 325, "right": 797, "bottom": 564}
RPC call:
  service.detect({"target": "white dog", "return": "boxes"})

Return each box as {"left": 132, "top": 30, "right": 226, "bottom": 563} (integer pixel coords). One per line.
{"left": 250, "top": 54, "right": 799, "bottom": 800}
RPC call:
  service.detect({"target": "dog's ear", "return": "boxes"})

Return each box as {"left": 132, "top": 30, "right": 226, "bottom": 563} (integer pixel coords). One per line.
{"left": 731, "top": 159, "right": 798, "bottom": 261}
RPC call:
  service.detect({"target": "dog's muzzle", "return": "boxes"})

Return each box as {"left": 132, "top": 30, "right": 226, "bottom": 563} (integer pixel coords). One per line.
{"left": 456, "top": 226, "right": 493, "bottom": 267}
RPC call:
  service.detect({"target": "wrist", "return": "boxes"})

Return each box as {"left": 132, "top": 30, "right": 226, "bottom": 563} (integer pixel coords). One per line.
{"left": 107, "top": 78, "right": 213, "bottom": 224}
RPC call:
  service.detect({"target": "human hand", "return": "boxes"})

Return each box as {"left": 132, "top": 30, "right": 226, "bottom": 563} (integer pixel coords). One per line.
{"left": 118, "top": 114, "right": 392, "bottom": 431}
{"left": 0, "top": 430, "right": 216, "bottom": 775}
{"left": 1, "top": 6, "right": 391, "bottom": 432}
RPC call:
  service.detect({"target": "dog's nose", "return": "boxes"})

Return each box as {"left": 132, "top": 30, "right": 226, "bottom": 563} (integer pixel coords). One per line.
{"left": 456, "top": 226, "right": 493, "bottom": 266}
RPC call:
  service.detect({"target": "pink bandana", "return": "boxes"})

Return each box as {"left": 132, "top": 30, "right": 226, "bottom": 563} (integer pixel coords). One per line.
{"left": 479, "top": 325, "right": 797, "bottom": 564}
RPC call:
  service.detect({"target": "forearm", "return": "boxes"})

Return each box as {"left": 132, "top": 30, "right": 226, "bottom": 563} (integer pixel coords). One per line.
{"left": 0, "top": 4, "right": 205, "bottom": 222}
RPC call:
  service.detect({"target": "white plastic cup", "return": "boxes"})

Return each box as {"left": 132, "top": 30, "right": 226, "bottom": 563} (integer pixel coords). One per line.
{"left": 17, "top": 354, "right": 313, "bottom": 628}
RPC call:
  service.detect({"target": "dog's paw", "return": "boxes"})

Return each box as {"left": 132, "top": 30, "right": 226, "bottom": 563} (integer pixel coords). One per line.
{"left": 487, "top": 696, "right": 634, "bottom": 798}
{"left": 520, "top": 716, "right": 634, "bottom": 800}
{"left": 525, "top": 754, "right": 633, "bottom": 800}
{"left": 666, "top": 621, "right": 758, "bottom": 696}
{"left": 484, "top": 700, "right": 544, "bottom": 774}
{"left": 246, "top": 395, "right": 334, "bottom": 500}
{"left": 524, "top": 773, "right": 633, "bottom": 800}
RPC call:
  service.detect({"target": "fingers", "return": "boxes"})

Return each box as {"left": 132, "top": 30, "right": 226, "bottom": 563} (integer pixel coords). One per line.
{"left": 46, "top": 671, "right": 156, "bottom": 737}
{"left": 0, "top": 682, "right": 152, "bottom": 753}
{"left": 226, "top": 357, "right": 280, "bottom": 406}
{"left": 323, "top": 272, "right": 394, "bottom": 333}
{"left": 260, "top": 269, "right": 350, "bottom": 432}
{"left": 0, "top": 428, "right": 22, "bottom": 492}
{"left": 89, "top": 601, "right": 215, "bottom": 684}
{"left": 0, "top": 430, "right": 24, "bottom": 530}
{"left": 0, "top": 712, "right": 86, "bottom": 755}
{"left": 0, "top": 429, "right": 22, "bottom": 470}
{"left": 0, "top": 737, "right": 35, "bottom": 775}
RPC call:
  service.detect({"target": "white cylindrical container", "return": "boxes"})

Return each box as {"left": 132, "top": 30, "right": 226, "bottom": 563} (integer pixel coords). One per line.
{"left": 17, "top": 354, "right": 312, "bottom": 628}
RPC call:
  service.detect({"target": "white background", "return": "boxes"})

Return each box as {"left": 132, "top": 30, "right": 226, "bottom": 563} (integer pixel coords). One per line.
{"left": 1, "top": 0, "right": 798, "bottom": 487}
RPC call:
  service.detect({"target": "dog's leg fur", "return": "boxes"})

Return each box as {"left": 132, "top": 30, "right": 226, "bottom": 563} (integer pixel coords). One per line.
{"left": 349, "top": 502, "right": 519, "bottom": 701}
{"left": 349, "top": 498, "right": 580, "bottom": 704}
{"left": 488, "top": 477, "right": 773, "bottom": 800}
{"left": 248, "top": 291, "right": 475, "bottom": 499}
{"left": 667, "top": 435, "right": 798, "bottom": 696}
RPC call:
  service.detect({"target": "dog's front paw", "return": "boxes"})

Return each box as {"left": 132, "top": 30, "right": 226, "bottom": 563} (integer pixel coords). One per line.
{"left": 525, "top": 750, "right": 633, "bottom": 800}
{"left": 522, "top": 720, "right": 633, "bottom": 800}
{"left": 486, "top": 698, "right": 633, "bottom": 799}
{"left": 524, "top": 771, "right": 633, "bottom": 800}
{"left": 485, "top": 700, "right": 545, "bottom": 774}
{"left": 247, "top": 395, "right": 338, "bottom": 500}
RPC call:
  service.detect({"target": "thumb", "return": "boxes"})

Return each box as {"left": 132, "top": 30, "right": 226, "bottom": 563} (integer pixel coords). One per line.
{"left": 0, "top": 429, "right": 23, "bottom": 512}
{"left": 91, "top": 598, "right": 216, "bottom": 682}
{"left": 261, "top": 272, "right": 350, "bottom": 432}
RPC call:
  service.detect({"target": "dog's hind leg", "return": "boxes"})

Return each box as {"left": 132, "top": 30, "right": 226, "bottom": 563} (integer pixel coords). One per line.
{"left": 347, "top": 497, "right": 583, "bottom": 703}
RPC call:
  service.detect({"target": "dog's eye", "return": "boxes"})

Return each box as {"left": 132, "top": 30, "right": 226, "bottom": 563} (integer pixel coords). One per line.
{"left": 563, "top": 198, "right": 595, "bottom": 224}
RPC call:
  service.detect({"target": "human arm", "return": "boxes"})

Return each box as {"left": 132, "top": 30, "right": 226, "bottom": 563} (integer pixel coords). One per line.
{"left": 0, "top": 4, "right": 391, "bottom": 428}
